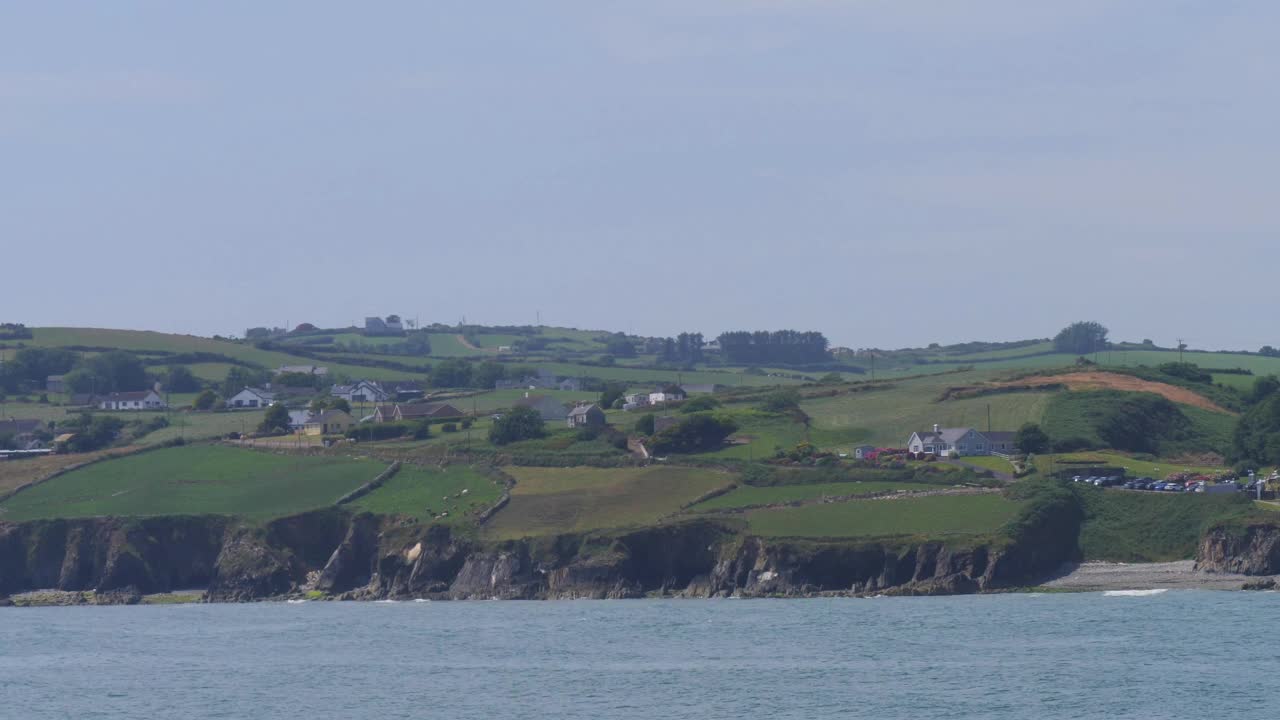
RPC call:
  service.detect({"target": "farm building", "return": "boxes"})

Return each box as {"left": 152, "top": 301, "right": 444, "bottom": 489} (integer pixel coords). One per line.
{"left": 395, "top": 402, "right": 463, "bottom": 421}
{"left": 287, "top": 410, "right": 313, "bottom": 431}
{"left": 852, "top": 445, "right": 876, "bottom": 460}
{"left": 46, "top": 375, "right": 65, "bottom": 394}
{"left": 906, "top": 425, "right": 1012, "bottom": 457}
{"left": 97, "top": 390, "right": 166, "bottom": 411}
{"left": 364, "top": 316, "right": 405, "bottom": 336}
{"left": 276, "top": 364, "right": 328, "bottom": 377}
{"left": 566, "top": 404, "right": 606, "bottom": 429}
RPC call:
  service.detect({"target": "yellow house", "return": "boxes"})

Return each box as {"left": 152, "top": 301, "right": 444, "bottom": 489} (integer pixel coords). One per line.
{"left": 302, "top": 409, "right": 355, "bottom": 436}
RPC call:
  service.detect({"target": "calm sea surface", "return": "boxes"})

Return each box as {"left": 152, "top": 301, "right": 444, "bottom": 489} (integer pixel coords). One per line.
{"left": 3, "top": 591, "right": 1278, "bottom": 719}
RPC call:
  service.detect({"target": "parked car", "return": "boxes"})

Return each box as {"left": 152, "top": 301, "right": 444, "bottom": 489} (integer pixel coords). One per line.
{"left": 1151, "top": 482, "right": 1167, "bottom": 491}
{"left": 1165, "top": 484, "right": 1184, "bottom": 493}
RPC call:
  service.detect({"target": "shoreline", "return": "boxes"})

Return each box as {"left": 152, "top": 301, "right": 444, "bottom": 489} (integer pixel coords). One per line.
{"left": 1038, "top": 560, "right": 1277, "bottom": 592}
{"left": 6, "top": 562, "right": 1277, "bottom": 606}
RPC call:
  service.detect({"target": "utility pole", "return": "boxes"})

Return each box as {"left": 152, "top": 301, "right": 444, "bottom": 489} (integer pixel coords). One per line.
{"left": 1177, "top": 337, "right": 1185, "bottom": 364}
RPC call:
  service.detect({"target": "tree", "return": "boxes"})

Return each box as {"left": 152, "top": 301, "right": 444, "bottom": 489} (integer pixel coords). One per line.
{"left": 330, "top": 398, "right": 351, "bottom": 414}
{"left": 1014, "top": 423, "right": 1050, "bottom": 454}
{"left": 761, "top": 388, "right": 801, "bottom": 413}
{"left": 1262, "top": 346, "right": 1280, "bottom": 358}
{"left": 472, "top": 361, "right": 507, "bottom": 389}
{"left": 818, "top": 372, "right": 844, "bottom": 385}
{"left": 83, "top": 351, "right": 150, "bottom": 393}
{"left": 193, "top": 390, "right": 217, "bottom": 410}
{"left": 221, "top": 366, "right": 270, "bottom": 398}
{"left": 257, "top": 404, "right": 291, "bottom": 435}
{"left": 1052, "top": 321, "right": 1109, "bottom": 355}
{"left": 488, "top": 406, "right": 547, "bottom": 445}
{"left": 680, "top": 395, "right": 720, "bottom": 413}
{"left": 432, "top": 358, "right": 473, "bottom": 388}
{"left": 1234, "top": 393, "right": 1280, "bottom": 465}
{"left": 604, "top": 334, "right": 637, "bottom": 358}
{"left": 65, "top": 414, "right": 125, "bottom": 452}
{"left": 309, "top": 397, "right": 331, "bottom": 414}
{"left": 1248, "top": 376, "right": 1280, "bottom": 405}
{"left": 634, "top": 414, "right": 656, "bottom": 435}
{"left": 599, "top": 382, "right": 627, "bottom": 411}
{"left": 165, "top": 365, "right": 202, "bottom": 393}
{"left": 648, "top": 414, "right": 739, "bottom": 453}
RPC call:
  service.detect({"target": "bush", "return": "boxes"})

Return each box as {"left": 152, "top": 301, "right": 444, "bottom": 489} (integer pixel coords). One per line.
{"left": 634, "top": 414, "right": 656, "bottom": 435}
{"left": 345, "top": 421, "right": 415, "bottom": 441}
{"left": 461, "top": 417, "right": 474, "bottom": 429}
{"left": 760, "top": 389, "right": 801, "bottom": 413}
{"left": 680, "top": 395, "right": 721, "bottom": 414}
{"left": 442, "top": 422, "right": 459, "bottom": 433}
{"left": 489, "top": 406, "right": 547, "bottom": 445}
{"left": 648, "top": 414, "right": 739, "bottom": 453}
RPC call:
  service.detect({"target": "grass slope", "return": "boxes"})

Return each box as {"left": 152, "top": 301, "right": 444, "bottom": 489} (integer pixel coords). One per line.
{"left": 484, "top": 465, "right": 732, "bottom": 539}
{"left": 689, "top": 481, "right": 950, "bottom": 512}
{"left": 801, "top": 369, "right": 1053, "bottom": 448}
{"left": 0, "top": 445, "right": 383, "bottom": 521}
{"left": 1075, "top": 487, "right": 1257, "bottom": 562}
{"left": 351, "top": 464, "right": 502, "bottom": 523}
{"left": 744, "top": 493, "right": 1019, "bottom": 539}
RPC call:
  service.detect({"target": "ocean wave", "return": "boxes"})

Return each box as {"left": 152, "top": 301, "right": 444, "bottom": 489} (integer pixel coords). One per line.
{"left": 1103, "top": 589, "right": 1169, "bottom": 597}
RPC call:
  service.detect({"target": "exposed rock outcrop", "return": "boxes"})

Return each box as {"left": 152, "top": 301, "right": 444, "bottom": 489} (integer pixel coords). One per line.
{"left": 1197, "top": 524, "right": 1280, "bottom": 575}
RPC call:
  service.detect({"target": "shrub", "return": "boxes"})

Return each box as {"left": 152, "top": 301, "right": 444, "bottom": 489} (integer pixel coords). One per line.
{"left": 634, "top": 414, "right": 656, "bottom": 435}
{"left": 442, "top": 422, "right": 459, "bottom": 433}
{"left": 649, "top": 414, "right": 739, "bottom": 453}
{"left": 680, "top": 395, "right": 721, "bottom": 414}
{"left": 489, "top": 406, "right": 547, "bottom": 445}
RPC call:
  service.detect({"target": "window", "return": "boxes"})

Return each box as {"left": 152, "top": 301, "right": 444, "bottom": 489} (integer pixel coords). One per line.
{"left": 976, "top": 444, "right": 985, "bottom": 451}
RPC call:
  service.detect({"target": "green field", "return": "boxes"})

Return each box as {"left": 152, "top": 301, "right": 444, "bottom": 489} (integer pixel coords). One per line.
{"left": 351, "top": 464, "right": 502, "bottom": 523}
{"left": 1036, "top": 451, "right": 1226, "bottom": 479}
{"left": 743, "top": 493, "right": 1019, "bottom": 539}
{"left": 689, "top": 481, "right": 950, "bottom": 512}
{"left": 484, "top": 465, "right": 733, "bottom": 539}
{"left": 0, "top": 445, "right": 385, "bottom": 521}
{"left": 801, "top": 370, "right": 1054, "bottom": 448}
{"left": 955, "top": 455, "right": 1016, "bottom": 473}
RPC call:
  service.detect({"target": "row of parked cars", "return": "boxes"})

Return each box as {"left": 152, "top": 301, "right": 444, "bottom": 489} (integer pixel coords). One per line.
{"left": 1071, "top": 475, "right": 1261, "bottom": 494}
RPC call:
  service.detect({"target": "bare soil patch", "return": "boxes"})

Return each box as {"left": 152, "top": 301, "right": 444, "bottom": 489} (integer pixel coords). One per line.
{"left": 993, "top": 372, "right": 1234, "bottom": 414}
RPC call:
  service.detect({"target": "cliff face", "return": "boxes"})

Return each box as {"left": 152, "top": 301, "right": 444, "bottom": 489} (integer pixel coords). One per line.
{"left": 1197, "top": 524, "right": 1280, "bottom": 575}
{"left": 0, "top": 509, "right": 1078, "bottom": 602}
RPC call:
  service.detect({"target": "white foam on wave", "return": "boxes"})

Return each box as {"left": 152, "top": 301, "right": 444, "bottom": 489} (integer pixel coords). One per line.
{"left": 1103, "top": 589, "right": 1169, "bottom": 597}
{"left": 413, "top": 598, "right": 430, "bottom": 603}
{"left": 286, "top": 599, "right": 307, "bottom": 604}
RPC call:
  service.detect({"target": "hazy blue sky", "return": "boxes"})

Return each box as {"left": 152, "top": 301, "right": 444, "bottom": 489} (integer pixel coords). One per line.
{"left": 4, "top": 1, "right": 1278, "bottom": 350}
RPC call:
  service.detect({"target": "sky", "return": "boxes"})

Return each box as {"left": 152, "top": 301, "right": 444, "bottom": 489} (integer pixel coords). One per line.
{"left": 3, "top": 1, "right": 1279, "bottom": 351}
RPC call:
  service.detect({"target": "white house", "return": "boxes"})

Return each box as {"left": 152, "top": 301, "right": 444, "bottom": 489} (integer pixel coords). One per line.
{"left": 622, "top": 393, "right": 651, "bottom": 411}
{"left": 330, "top": 379, "right": 394, "bottom": 404}
{"left": 98, "top": 390, "right": 166, "bottom": 411}
{"left": 907, "top": 425, "right": 1002, "bottom": 457}
{"left": 276, "top": 364, "right": 328, "bottom": 377}
{"left": 226, "top": 387, "right": 276, "bottom": 409}
{"left": 648, "top": 387, "right": 687, "bottom": 405}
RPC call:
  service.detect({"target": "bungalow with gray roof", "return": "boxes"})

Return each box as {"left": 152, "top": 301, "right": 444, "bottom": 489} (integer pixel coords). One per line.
{"left": 907, "top": 425, "right": 1009, "bottom": 457}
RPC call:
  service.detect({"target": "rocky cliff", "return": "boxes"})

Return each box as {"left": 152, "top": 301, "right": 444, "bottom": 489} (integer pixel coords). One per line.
{"left": 1197, "top": 523, "right": 1280, "bottom": 575}
{"left": 0, "top": 506, "right": 1082, "bottom": 602}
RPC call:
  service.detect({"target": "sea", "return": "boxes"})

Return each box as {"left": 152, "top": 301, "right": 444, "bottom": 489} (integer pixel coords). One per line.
{"left": 2, "top": 591, "right": 1277, "bottom": 719}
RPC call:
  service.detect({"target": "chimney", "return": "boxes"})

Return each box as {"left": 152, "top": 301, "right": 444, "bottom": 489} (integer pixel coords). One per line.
{"left": 933, "top": 423, "right": 940, "bottom": 434}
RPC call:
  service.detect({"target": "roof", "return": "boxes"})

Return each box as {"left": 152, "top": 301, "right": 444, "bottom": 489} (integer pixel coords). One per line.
{"left": 287, "top": 410, "right": 313, "bottom": 425}
{"left": 680, "top": 384, "right": 718, "bottom": 394}
{"left": 0, "top": 419, "right": 42, "bottom": 435}
{"left": 912, "top": 428, "right": 975, "bottom": 444}
{"left": 984, "top": 431, "right": 1016, "bottom": 443}
{"left": 103, "top": 390, "right": 157, "bottom": 401}
{"left": 306, "top": 409, "right": 353, "bottom": 424}
{"left": 46, "top": 374, "right": 64, "bottom": 381}
{"left": 568, "top": 404, "right": 601, "bottom": 417}
{"left": 233, "top": 387, "right": 275, "bottom": 400}
{"left": 397, "top": 402, "right": 462, "bottom": 418}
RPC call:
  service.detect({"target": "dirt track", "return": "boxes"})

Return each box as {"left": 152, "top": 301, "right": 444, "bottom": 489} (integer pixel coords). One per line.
{"left": 996, "top": 372, "right": 1235, "bottom": 414}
